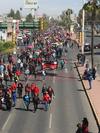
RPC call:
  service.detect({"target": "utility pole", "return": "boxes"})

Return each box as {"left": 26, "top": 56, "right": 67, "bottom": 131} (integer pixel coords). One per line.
{"left": 91, "top": 0, "right": 96, "bottom": 70}
{"left": 82, "top": 0, "right": 85, "bottom": 54}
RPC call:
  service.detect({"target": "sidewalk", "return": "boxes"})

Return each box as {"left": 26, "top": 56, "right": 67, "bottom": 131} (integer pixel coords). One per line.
{"left": 75, "top": 63, "right": 100, "bottom": 129}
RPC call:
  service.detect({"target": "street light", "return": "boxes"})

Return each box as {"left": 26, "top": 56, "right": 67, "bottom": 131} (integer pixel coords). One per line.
{"left": 91, "top": 0, "right": 96, "bottom": 70}
{"left": 81, "top": 0, "right": 85, "bottom": 54}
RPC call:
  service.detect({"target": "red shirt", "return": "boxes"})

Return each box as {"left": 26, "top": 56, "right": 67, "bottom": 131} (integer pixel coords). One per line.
{"left": 43, "top": 93, "right": 51, "bottom": 102}
{"left": 11, "top": 82, "right": 17, "bottom": 91}
{"left": 25, "top": 86, "right": 31, "bottom": 92}
{"left": 16, "top": 70, "right": 21, "bottom": 76}
{"left": 33, "top": 86, "right": 40, "bottom": 95}
{"left": 31, "top": 83, "right": 36, "bottom": 92}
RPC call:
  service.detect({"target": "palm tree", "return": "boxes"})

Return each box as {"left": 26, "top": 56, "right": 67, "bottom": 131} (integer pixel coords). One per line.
{"left": 66, "top": 9, "right": 73, "bottom": 31}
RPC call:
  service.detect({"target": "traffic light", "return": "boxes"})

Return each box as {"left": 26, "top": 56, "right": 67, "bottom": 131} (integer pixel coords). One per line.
{"left": 39, "top": 17, "right": 44, "bottom": 30}
{"left": 12, "top": 32, "right": 16, "bottom": 45}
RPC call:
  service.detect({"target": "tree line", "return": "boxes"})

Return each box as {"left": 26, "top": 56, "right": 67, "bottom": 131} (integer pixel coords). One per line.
{"left": 7, "top": 9, "right": 33, "bottom": 22}
{"left": 77, "top": 0, "right": 100, "bottom": 26}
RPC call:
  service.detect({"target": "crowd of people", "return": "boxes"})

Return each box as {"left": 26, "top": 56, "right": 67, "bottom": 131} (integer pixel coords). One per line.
{"left": 0, "top": 26, "right": 72, "bottom": 111}
{"left": 0, "top": 26, "right": 92, "bottom": 132}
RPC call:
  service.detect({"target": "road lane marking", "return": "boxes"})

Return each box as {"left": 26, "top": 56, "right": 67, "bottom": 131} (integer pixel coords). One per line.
{"left": 53, "top": 76, "right": 55, "bottom": 83}
{"left": 53, "top": 70, "right": 56, "bottom": 83}
{"left": 2, "top": 110, "right": 14, "bottom": 131}
{"left": 49, "top": 113, "right": 52, "bottom": 129}
{"left": 1, "top": 75, "right": 32, "bottom": 131}
{"left": 65, "top": 68, "right": 68, "bottom": 73}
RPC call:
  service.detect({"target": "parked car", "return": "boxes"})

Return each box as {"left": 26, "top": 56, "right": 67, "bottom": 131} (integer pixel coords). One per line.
{"left": 84, "top": 43, "right": 91, "bottom": 52}
{"left": 94, "top": 43, "right": 100, "bottom": 49}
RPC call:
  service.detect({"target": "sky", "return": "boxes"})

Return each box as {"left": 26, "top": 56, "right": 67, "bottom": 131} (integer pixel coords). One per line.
{"left": 0, "top": 0, "right": 84, "bottom": 17}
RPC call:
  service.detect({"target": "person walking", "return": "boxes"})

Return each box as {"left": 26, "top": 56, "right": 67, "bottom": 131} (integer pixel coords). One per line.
{"left": 42, "top": 91, "right": 51, "bottom": 111}
{"left": 82, "top": 117, "right": 89, "bottom": 133}
{"left": 41, "top": 83, "right": 47, "bottom": 96}
{"left": 47, "top": 86, "right": 55, "bottom": 104}
{"left": 12, "top": 90, "right": 17, "bottom": 107}
{"left": 5, "top": 90, "right": 12, "bottom": 111}
{"left": 23, "top": 92, "right": 30, "bottom": 111}
{"left": 17, "top": 82, "right": 23, "bottom": 98}
{"left": 76, "top": 123, "right": 82, "bottom": 133}
{"left": 32, "top": 93, "right": 40, "bottom": 112}
{"left": 25, "top": 83, "right": 31, "bottom": 97}
{"left": 86, "top": 69, "right": 93, "bottom": 89}
{"left": 60, "top": 59, "right": 65, "bottom": 69}
{"left": 92, "top": 66, "right": 96, "bottom": 80}
{"left": 4, "top": 71, "right": 9, "bottom": 88}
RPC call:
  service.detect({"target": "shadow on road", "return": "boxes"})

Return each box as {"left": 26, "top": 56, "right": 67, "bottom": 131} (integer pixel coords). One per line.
{"left": 15, "top": 107, "right": 33, "bottom": 112}
{"left": 77, "top": 89, "right": 84, "bottom": 91}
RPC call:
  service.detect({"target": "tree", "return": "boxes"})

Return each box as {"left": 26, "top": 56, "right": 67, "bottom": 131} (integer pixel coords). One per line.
{"left": 59, "top": 9, "right": 73, "bottom": 31}
{"left": 77, "top": 0, "right": 100, "bottom": 26}
{"left": 7, "top": 9, "right": 15, "bottom": 18}
{"left": 26, "top": 13, "right": 33, "bottom": 22}
{"left": 15, "top": 10, "right": 21, "bottom": 20}
{"left": 66, "top": 9, "right": 73, "bottom": 31}
{"left": 42, "top": 14, "right": 49, "bottom": 30}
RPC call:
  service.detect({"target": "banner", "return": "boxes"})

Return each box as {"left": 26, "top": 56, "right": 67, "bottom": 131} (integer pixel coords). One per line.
{"left": 24, "top": 0, "right": 34, "bottom": 9}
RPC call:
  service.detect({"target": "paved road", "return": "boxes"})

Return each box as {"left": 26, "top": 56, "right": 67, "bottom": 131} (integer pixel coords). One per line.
{"left": 0, "top": 45, "right": 99, "bottom": 133}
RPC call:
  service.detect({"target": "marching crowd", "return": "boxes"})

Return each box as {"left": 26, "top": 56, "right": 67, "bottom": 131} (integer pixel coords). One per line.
{"left": 0, "top": 26, "right": 92, "bottom": 133}
{"left": 0, "top": 26, "right": 71, "bottom": 112}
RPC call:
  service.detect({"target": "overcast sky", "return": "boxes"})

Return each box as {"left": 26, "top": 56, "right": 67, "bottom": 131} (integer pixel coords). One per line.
{"left": 0, "top": 0, "right": 84, "bottom": 17}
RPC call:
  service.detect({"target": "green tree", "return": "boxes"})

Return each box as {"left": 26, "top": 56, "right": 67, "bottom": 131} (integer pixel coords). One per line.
{"left": 59, "top": 9, "right": 73, "bottom": 31}
{"left": 66, "top": 9, "right": 73, "bottom": 31}
{"left": 15, "top": 10, "right": 21, "bottom": 20}
{"left": 77, "top": 0, "right": 100, "bottom": 27}
{"left": 42, "top": 14, "right": 49, "bottom": 30}
{"left": 7, "top": 9, "right": 15, "bottom": 18}
{"left": 26, "top": 13, "right": 33, "bottom": 22}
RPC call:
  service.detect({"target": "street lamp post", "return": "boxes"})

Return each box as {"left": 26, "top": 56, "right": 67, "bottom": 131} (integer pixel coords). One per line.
{"left": 91, "top": 0, "right": 96, "bottom": 70}
{"left": 82, "top": 0, "right": 85, "bottom": 54}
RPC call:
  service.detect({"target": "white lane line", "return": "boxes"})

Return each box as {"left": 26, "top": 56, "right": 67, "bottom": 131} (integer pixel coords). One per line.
{"left": 2, "top": 110, "right": 14, "bottom": 131}
{"left": 65, "top": 68, "right": 68, "bottom": 73}
{"left": 53, "top": 76, "right": 55, "bottom": 83}
{"left": 2, "top": 113, "right": 11, "bottom": 130}
{"left": 53, "top": 70, "right": 56, "bottom": 83}
{"left": 1, "top": 72, "right": 33, "bottom": 131}
{"left": 1, "top": 78, "right": 29, "bottom": 131}
{"left": 49, "top": 113, "right": 52, "bottom": 129}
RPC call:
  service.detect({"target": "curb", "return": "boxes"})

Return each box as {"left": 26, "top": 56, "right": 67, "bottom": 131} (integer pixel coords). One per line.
{"left": 74, "top": 62, "right": 100, "bottom": 132}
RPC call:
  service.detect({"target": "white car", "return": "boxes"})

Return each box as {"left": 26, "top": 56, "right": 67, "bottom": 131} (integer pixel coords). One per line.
{"left": 17, "top": 34, "right": 23, "bottom": 40}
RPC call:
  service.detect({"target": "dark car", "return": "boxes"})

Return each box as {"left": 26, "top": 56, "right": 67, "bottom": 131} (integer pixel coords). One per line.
{"left": 84, "top": 43, "right": 91, "bottom": 52}
{"left": 94, "top": 43, "right": 100, "bottom": 49}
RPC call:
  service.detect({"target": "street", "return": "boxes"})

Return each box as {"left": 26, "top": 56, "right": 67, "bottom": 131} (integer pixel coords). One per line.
{"left": 0, "top": 45, "right": 98, "bottom": 133}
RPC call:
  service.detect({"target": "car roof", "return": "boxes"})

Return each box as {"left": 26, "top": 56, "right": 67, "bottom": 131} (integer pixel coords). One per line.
{"left": 85, "top": 43, "right": 90, "bottom": 45}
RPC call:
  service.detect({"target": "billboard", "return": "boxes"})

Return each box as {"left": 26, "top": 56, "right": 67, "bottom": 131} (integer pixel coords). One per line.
{"left": 24, "top": 0, "right": 34, "bottom": 9}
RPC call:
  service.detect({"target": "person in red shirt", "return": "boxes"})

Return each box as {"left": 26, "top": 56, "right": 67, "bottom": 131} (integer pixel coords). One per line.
{"left": 33, "top": 86, "right": 40, "bottom": 96}
{"left": 15, "top": 70, "right": 21, "bottom": 78}
{"left": 31, "top": 83, "right": 36, "bottom": 99}
{"left": 11, "top": 82, "right": 17, "bottom": 91}
{"left": 82, "top": 117, "right": 89, "bottom": 133}
{"left": 43, "top": 91, "right": 51, "bottom": 111}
